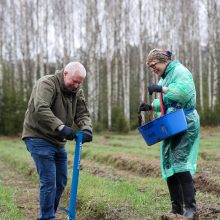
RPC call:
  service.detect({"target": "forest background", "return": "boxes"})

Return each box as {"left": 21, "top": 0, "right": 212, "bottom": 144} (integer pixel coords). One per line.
{"left": 0, "top": 0, "right": 220, "bottom": 135}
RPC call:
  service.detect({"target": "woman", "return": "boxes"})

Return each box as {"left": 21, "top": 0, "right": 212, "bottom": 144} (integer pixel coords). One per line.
{"left": 139, "top": 49, "right": 200, "bottom": 219}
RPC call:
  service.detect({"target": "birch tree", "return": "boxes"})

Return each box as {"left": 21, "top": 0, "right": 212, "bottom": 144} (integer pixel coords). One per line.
{"left": 0, "top": 0, "right": 6, "bottom": 130}
{"left": 210, "top": 1, "right": 219, "bottom": 111}
{"left": 207, "top": 0, "right": 217, "bottom": 111}
{"left": 197, "top": 0, "right": 204, "bottom": 113}
{"left": 44, "top": 0, "right": 49, "bottom": 75}
{"left": 1, "top": 0, "right": 220, "bottom": 133}
{"left": 85, "top": 0, "right": 100, "bottom": 122}
{"left": 105, "top": 1, "right": 114, "bottom": 129}
{"left": 36, "top": 0, "right": 44, "bottom": 79}
{"left": 138, "top": 0, "right": 145, "bottom": 103}
{"left": 121, "top": 0, "right": 130, "bottom": 123}
{"left": 112, "top": 0, "right": 123, "bottom": 105}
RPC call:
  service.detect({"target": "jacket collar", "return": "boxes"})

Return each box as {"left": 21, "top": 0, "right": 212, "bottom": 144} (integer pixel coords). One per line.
{"left": 161, "top": 60, "right": 180, "bottom": 79}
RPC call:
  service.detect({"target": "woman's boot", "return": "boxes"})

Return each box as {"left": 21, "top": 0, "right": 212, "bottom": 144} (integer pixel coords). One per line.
{"left": 167, "top": 176, "right": 184, "bottom": 215}
{"left": 181, "top": 181, "right": 197, "bottom": 219}
{"left": 175, "top": 171, "right": 197, "bottom": 219}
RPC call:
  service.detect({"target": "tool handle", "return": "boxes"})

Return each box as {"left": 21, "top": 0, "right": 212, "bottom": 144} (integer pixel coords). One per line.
{"left": 159, "top": 92, "right": 164, "bottom": 116}
{"left": 69, "top": 131, "right": 83, "bottom": 220}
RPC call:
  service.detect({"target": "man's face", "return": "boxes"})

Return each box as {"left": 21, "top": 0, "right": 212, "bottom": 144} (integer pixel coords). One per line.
{"left": 148, "top": 60, "right": 167, "bottom": 76}
{"left": 63, "top": 71, "right": 85, "bottom": 91}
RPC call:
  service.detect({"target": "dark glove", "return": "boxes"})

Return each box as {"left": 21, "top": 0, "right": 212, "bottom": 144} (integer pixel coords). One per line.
{"left": 59, "top": 126, "right": 75, "bottom": 140}
{"left": 82, "top": 130, "right": 93, "bottom": 143}
{"left": 138, "top": 103, "right": 152, "bottom": 113}
{"left": 148, "top": 84, "right": 162, "bottom": 95}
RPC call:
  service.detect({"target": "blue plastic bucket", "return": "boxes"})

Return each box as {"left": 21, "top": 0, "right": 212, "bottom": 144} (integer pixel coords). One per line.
{"left": 138, "top": 109, "right": 187, "bottom": 146}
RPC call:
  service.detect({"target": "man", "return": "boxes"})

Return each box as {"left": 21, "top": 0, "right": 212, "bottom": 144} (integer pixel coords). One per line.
{"left": 22, "top": 62, "right": 93, "bottom": 220}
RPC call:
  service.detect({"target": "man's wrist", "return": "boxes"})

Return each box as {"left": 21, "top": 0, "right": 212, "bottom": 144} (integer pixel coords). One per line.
{"left": 57, "top": 125, "right": 65, "bottom": 131}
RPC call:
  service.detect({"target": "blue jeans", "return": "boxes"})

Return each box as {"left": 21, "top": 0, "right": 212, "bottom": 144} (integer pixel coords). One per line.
{"left": 25, "top": 138, "right": 68, "bottom": 220}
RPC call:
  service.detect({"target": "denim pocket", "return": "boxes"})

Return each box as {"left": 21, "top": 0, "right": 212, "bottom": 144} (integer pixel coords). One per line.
{"left": 25, "top": 138, "right": 56, "bottom": 158}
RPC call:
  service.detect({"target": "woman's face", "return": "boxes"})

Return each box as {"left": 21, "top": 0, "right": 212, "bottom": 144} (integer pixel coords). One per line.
{"left": 148, "top": 60, "right": 168, "bottom": 76}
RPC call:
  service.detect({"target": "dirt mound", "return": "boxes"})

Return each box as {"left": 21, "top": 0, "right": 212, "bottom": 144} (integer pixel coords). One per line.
{"left": 194, "top": 172, "right": 220, "bottom": 219}
{"left": 197, "top": 201, "right": 220, "bottom": 219}
{"left": 160, "top": 213, "right": 188, "bottom": 220}
{"left": 93, "top": 154, "right": 161, "bottom": 177}
{"left": 160, "top": 213, "right": 201, "bottom": 220}
{"left": 194, "top": 173, "right": 220, "bottom": 196}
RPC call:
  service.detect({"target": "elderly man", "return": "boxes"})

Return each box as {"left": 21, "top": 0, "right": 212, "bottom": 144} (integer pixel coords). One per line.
{"left": 22, "top": 62, "right": 92, "bottom": 220}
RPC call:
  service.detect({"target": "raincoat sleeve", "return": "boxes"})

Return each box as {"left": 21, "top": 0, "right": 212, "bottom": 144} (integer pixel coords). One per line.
{"left": 163, "top": 65, "right": 195, "bottom": 105}
{"left": 152, "top": 79, "right": 163, "bottom": 116}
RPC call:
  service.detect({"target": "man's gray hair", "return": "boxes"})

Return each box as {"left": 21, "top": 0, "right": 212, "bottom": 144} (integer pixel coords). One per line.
{"left": 64, "top": 62, "right": 86, "bottom": 77}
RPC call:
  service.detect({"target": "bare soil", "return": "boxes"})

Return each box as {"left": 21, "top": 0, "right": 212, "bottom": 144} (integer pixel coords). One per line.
{"left": 0, "top": 159, "right": 92, "bottom": 220}
{"left": 1, "top": 148, "right": 220, "bottom": 220}
{"left": 0, "top": 160, "right": 39, "bottom": 219}
{"left": 92, "top": 153, "right": 161, "bottom": 177}
{"left": 81, "top": 158, "right": 220, "bottom": 220}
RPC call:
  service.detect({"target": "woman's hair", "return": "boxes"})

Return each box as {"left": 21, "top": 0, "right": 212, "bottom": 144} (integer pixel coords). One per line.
{"left": 146, "top": 48, "right": 173, "bottom": 65}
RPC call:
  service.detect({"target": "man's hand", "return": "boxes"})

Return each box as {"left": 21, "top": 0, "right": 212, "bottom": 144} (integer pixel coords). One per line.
{"left": 82, "top": 130, "right": 93, "bottom": 143}
{"left": 148, "top": 84, "right": 162, "bottom": 95}
{"left": 138, "top": 103, "right": 152, "bottom": 113}
{"left": 59, "top": 126, "right": 75, "bottom": 140}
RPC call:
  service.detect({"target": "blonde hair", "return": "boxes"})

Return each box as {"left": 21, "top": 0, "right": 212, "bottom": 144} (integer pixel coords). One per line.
{"left": 146, "top": 48, "right": 173, "bottom": 66}
{"left": 64, "top": 62, "right": 86, "bottom": 78}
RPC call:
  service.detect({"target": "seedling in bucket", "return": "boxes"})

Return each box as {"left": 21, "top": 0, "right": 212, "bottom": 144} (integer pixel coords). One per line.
{"left": 60, "top": 131, "right": 83, "bottom": 220}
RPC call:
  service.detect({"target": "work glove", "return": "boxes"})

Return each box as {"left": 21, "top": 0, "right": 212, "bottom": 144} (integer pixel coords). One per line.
{"left": 59, "top": 126, "right": 75, "bottom": 140}
{"left": 138, "top": 103, "right": 152, "bottom": 113}
{"left": 148, "top": 84, "right": 162, "bottom": 95}
{"left": 82, "top": 130, "right": 93, "bottom": 143}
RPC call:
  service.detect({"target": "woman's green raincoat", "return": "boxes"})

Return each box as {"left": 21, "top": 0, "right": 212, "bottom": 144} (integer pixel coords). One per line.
{"left": 152, "top": 60, "right": 200, "bottom": 180}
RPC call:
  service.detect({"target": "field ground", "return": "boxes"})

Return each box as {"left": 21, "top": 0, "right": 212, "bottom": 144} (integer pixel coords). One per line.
{"left": 0, "top": 127, "right": 220, "bottom": 220}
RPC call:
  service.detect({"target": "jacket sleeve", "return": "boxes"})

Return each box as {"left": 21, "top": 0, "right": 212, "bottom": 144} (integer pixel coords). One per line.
{"left": 33, "top": 79, "right": 63, "bottom": 131}
{"left": 163, "top": 65, "right": 195, "bottom": 105}
{"left": 74, "top": 89, "right": 92, "bottom": 132}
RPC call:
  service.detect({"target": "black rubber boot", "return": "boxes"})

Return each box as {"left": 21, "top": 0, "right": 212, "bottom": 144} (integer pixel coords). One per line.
{"left": 181, "top": 181, "right": 197, "bottom": 219}
{"left": 167, "top": 176, "right": 184, "bottom": 215}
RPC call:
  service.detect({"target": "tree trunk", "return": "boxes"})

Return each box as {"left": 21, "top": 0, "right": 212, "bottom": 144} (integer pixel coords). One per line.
{"left": 199, "top": 45, "right": 204, "bottom": 113}
{"left": 138, "top": 0, "right": 145, "bottom": 103}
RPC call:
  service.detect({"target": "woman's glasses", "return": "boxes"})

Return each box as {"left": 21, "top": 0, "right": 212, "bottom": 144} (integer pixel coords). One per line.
{"left": 148, "top": 62, "right": 160, "bottom": 69}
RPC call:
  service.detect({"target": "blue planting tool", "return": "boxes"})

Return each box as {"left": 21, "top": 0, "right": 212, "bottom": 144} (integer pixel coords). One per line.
{"left": 60, "top": 131, "right": 83, "bottom": 220}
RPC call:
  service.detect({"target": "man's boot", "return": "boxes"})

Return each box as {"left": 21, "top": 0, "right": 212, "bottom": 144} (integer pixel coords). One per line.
{"left": 181, "top": 181, "right": 197, "bottom": 219}
{"left": 167, "top": 179, "right": 184, "bottom": 215}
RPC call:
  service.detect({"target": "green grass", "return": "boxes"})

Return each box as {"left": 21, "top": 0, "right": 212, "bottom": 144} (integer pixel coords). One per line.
{"left": 0, "top": 184, "right": 24, "bottom": 220}
{"left": 0, "top": 139, "right": 38, "bottom": 181}
{"left": 76, "top": 172, "right": 169, "bottom": 219}
{"left": 0, "top": 127, "right": 220, "bottom": 219}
